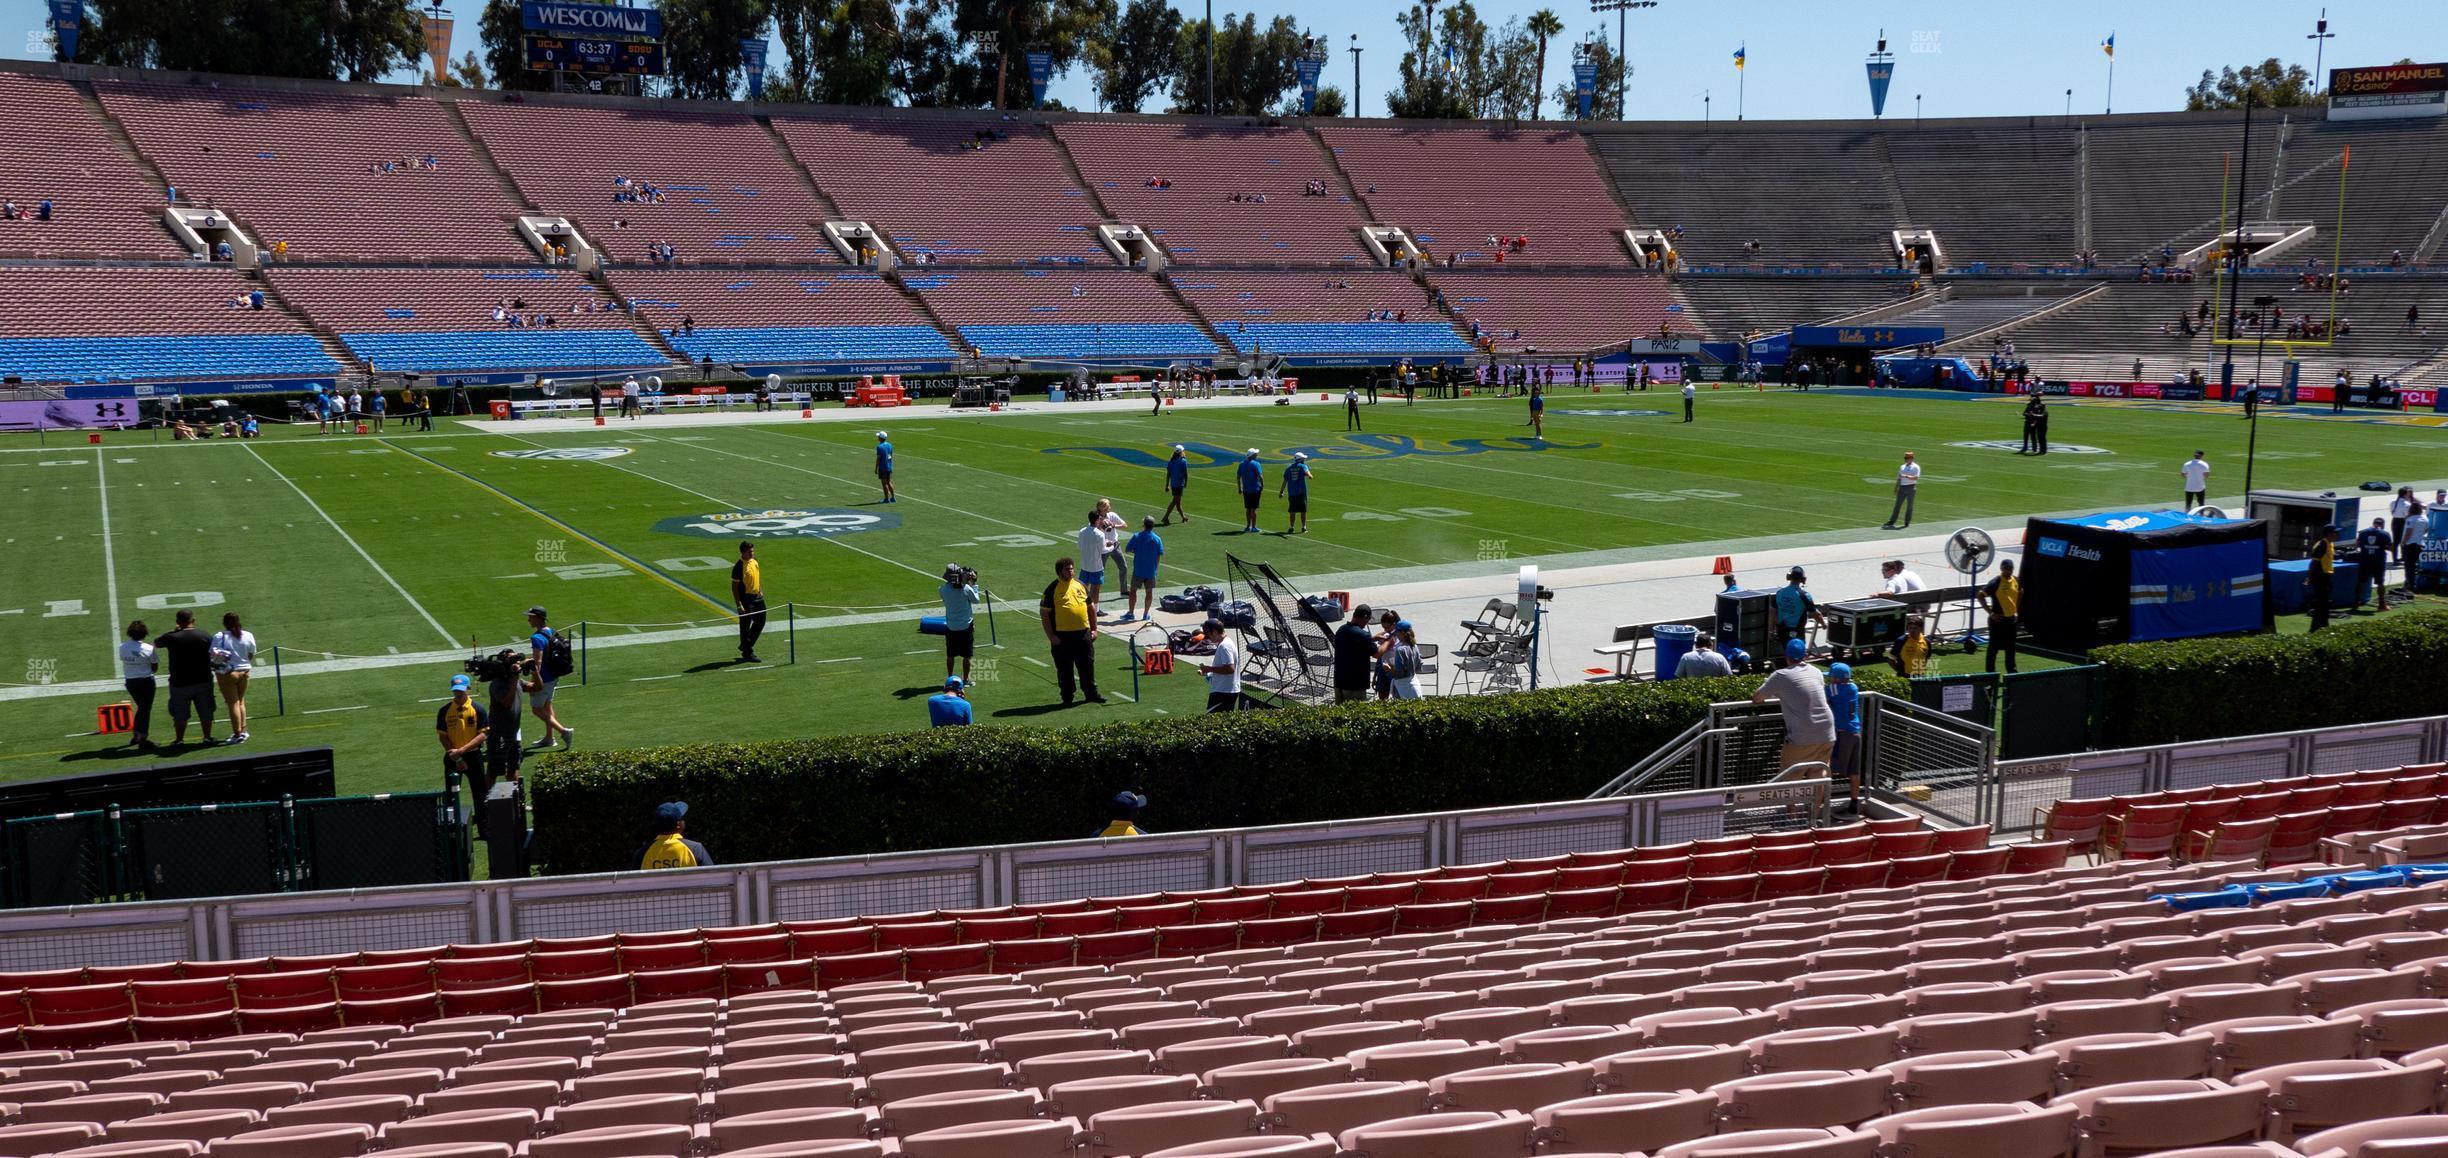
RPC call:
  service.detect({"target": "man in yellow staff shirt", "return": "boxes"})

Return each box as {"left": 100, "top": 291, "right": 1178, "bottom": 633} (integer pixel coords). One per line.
{"left": 1980, "top": 558, "right": 2023, "bottom": 674}
{"left": 2309, "top": 524, "right": 2338, "bottom": 632}
{"left": 1039, "top": 557, "right": 1104, "bottom": 706}
{"left": 731, "top": 542, "right": 766, "bottom": 663}
{"left": 636, "top": 801, "right": 713, "bottom": 870}
{"left": 436, "top": 674, "right": 488, "bottom": 787}
{"left": 1890, "top": 616, "right": 1932, "bottom": 678}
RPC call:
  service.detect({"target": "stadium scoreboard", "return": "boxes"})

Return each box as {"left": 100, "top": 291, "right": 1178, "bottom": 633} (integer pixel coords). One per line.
{"left": 524, "top": 36, "right": 663, "bottom": 74}
{"left": 519, "top": 0, "right": 664, "bottom": 77}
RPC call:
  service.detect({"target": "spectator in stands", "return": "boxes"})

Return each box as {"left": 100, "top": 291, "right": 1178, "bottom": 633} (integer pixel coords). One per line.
{"left": 0, "top": 201, "right": 16, "bottom": 220}
{"left": 1773, "top": 567, "right": 1823, "bottom": 652}
{"left": 35, "top": 200, "right": 51, "bottom": 222}
{"left": 1890, "top": 617, "right": 1931, "bottom": 678}
{"left": 928, "top": 676, "right": 972, "bottom": 728}
{"left": 1101, "top": 792, "right": 1148, "bottom": 837}
{"left": 2357, "top": 517, "right": 2396, "bottom": 610}
{"left": 214, "top": 240, "right": 232, "bottom": 262}
{"left": 637, "top": 802, "right": 712, "bottom": 870}
{"left": 1752, "top": 639, "right": 1834, "bottom": 773}
{"left": 1675, "top": 633, "right": 1734, "bottom": 679}
{"left": 1827, "top": 662, "right": 1863, "bottom": 813}
{"left": 1124, "top": 517, "right": 1163, "bottom": 624}
{"left": 1040, "top": 557, "right": 1103, "bottom": 706}
{"left": 119, "top": 621, "right": 158, "bottom": 750}
{"left": 1981, "top": 559, "right": 2024, "bottom": 673}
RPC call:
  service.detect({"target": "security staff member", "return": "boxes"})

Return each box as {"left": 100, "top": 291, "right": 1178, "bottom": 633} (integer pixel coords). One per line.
{"left": 731, "top": 542, "right": 766, "bottom": 662}
{"left": 1981, "top": 558, "right": 2023, "bottom": 673}
{"left": 1039, "top": 557, "right": 1104, "bottom": 706}
{"left": 636, "top": 801, "right": 712, "bottom": 870}
{"left": 2309, "top": 524, "right": 2338, "bottom": 632}
{"left": 436, "top": 674, "right": 489, "bottom": 787}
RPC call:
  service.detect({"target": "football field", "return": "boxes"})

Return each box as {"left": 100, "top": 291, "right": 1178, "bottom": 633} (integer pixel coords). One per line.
{"left": 3, "top": 386, "right": 2443, "bottom": 800}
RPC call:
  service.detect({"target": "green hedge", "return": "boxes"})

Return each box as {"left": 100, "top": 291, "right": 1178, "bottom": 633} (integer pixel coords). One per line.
{"left": 2094, "top": 607, "right": 2448, "bottom": 748}
{"left": 529, "top": 669, "right": 1904, "bottom": 873}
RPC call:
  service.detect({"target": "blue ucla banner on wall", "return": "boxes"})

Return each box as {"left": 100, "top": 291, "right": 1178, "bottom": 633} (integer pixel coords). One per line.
{"left": 1573, "top": 59, "right": 1598, "bottom": 119}
{"left": 521, "top": 1, "right": 660, "bottom": 39}
{"left": 739, "top": 36, "right": 767, "bottom": 99}
{"left": 1866, "top": 60, "right": 1895, "bottom": 117}
{"left": 49, "top": 0, "right": 81, "bottom": 60}
{"left": 1295, "top": 56, "right": 1323, "bottom": 114}
{"left": 1026, "top": 50, "right": 1052, "bottom": 107}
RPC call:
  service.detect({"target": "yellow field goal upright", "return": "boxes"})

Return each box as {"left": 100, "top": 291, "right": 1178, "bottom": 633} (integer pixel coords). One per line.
{"left": 2207, "top": 145, "right": 2351, "bottom": 352}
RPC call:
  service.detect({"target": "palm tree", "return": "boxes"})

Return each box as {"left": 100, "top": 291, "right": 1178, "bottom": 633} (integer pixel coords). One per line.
{"left": 1526, "top": 8, "right": 1564, "bottom": 119}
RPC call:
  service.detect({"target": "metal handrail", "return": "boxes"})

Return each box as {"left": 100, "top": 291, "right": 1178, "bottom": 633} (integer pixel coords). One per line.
{"left": 1589, "top": 718, "right": 1708, "bottom": 799}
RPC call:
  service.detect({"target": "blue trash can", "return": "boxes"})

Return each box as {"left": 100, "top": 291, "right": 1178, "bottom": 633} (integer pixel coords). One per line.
{"left": 1653, "top": 623, "right": 1697, "bottom": 681}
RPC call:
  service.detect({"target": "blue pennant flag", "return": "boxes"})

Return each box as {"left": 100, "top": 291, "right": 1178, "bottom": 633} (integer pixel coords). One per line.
{"left": 1295, "top": 56, "right": 1323, "bottom": 114}
{"left": 48, "top": 0, "right": 81, "bottom": 61}
{"left": 1026, "top": 50, "right": 1053, "bottom": 107}
{"left": 1865, "top": 59, "right": 1894, "bottom": 117}
{"left": 1573, "top": 58, "right": 1598, "bottom": 119}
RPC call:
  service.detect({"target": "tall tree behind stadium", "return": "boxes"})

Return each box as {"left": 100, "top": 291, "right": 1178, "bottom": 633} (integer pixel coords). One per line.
{"left": 58, "top": 0, "right": 426, "bottom": 81}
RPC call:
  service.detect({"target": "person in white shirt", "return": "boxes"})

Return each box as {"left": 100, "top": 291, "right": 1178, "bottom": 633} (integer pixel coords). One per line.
{"left": 2181, "top": 451, "right": 2212, "bottom": 510}
{"left": 345, "top": 389, "right": 363, "bottom": 418}
{"left": 211, "top": 611, "right": 260, "bottom": 744}
{"left": 1093, "top": 500, "right": 1128, "bottom": 585}
{"left": 1878, "top": 560, "right": 1926, "bottom": 596}
{"left": 1076, "top": 506, "right": 1112, "bottom": 615}
{"left": 1197, "top": 616, "right": 1242, "bottom": 712}
{"left": 1884, "top": 452, "right": 1922, "bottom": 529}
{"left": 1682, "top": 380, "right": 1696, "bottom": 423}
{"left": 620, "top": 376, "right": 642, "bottom": 419}
{"left": 119, "top": 620, "right": 158, "bottom": 750}
{"left": 2391, "top": 486, "right": 2415, "bottom": 546}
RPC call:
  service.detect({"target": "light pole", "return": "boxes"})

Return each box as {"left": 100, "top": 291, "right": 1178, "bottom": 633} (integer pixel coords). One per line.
{"left": 2064, "top": 88, "right": 2072, "bottom": 124}
{"left": 1349, "top": 34, "right": 1362, "bottom": 118}
{"left": 1915, "top": 93, "right": 1921, "bottom": 126}
{"left": 1204, "top": 0, "right": 1214, "bottom": 115}
{"left": 1588, "top": 0, "right": 1657, "bottom": 120}
{"left": 2307, "top": 9, "right": 2335, "bottom": 95}
{"left": 1703, "top": 89, "right": 1710, "bottom": 122}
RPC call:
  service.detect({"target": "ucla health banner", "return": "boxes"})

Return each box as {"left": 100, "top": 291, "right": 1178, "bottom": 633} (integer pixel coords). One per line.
{"left": 1025, "top": 50, "right": 1052, "bottom": 107}
{"left": 1573, "top": 59, "right": 1598, "bottom": 119}
{"left": 739, "top": 36, "right": 767, "bottom": 99}
{"left": 1295, "top": 56, "right": 1323, "bottom": 114}
{"left": 520, "top": 1, "right": 660, "bottom": 38}
{"left": 1865, "top": 59, "right": 1894, "bottom": 117}
{"left": 48, "top": 0, "right": 80, "bottom": 60}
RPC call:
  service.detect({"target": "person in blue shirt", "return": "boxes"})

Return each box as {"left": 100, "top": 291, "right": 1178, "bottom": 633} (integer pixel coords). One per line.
{"left": 928, "top": 675, "right": 973, "bottom": 727}
{"left": 1162, "top": 445, "right": 1191, "bottom": 525}
{"left": 1235, "top": 448, "right": 1264, "bottom": 533}
{"left": 1773, "top": 566, "right": 1823, "bottom": 651}
{"left": 1527, "top": 384, "right": 1545, "bottom": 439}
{"left": 873, "top": 432, "right": 896, "bottom": 503}
{"left": 1826, "top": 662, "right": 1862, "bottom": 815}
{"left": 1124, "top": 516, "right": 1164, "bottom": 623}
{"left": 938, "top": 564, "right": 980, "bottom": 683}
{"left": 1278, "top": 452, "right": 1313, "bottom": 534}
{"left": 239, "top": 416, "right": 259, "bottom": 439}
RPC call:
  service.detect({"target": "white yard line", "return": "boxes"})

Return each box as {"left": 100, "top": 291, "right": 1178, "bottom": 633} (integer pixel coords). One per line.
{"left": 302, "top": 705, "right": 368, "bottom": 715}
{"left": 94, "top": 450, "right": 122, "bottom": 675}
{"left": 243, "top": 444, "right": 457, "bottom": 648}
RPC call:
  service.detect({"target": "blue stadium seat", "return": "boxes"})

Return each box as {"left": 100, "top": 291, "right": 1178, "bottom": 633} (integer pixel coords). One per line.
{"left": 956, "top": 323, "right": 1218, "bottom": 361}
{"left": 0, "top": 336, "right": 342, "bottom": 384}
{"left": 1218, "top": 323, "right": 1475, "bottom": 357}
{"left": 670, "top": 326, "right": 957, "bottom": 365}
{"left": 337, "top": 330, "right": 665, "bottom": 373}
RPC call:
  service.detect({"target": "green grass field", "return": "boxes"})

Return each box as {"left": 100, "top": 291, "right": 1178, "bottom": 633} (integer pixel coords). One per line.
{"left": 3, "top": 386, "right": 2442, "bottom": 804}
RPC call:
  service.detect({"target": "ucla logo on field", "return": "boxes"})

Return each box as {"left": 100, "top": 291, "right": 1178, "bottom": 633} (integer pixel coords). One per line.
{"left": 653, "top": 509, "right": 899, "bottom": 539}
{"left": 490, "top": 447, "right": 635, "bottom": 461}
{"left": 1043, "top": 433, "right": 1601, "bottom": 470}
{"left": 1947, "top": 440, "right": 2110, "bottom": 455}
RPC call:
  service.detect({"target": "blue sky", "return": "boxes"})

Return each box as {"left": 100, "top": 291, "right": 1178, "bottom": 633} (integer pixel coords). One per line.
{"left": 4, "top": 0, "right": 2441, "bottom": 121}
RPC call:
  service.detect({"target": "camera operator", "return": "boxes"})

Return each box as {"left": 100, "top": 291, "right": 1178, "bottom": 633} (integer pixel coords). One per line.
{"left": 939, "top": 563, "right": 981, "bottom": 683}
{"left": 465, "top": 650, "right": 531, "bottom": 835}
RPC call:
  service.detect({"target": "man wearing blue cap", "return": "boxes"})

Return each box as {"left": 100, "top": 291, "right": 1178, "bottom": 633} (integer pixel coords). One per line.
{"left": 1236, "top": 449, "right": 1265, "bottom": 533}
{"left": 1100, "top": 791, "right": 1148, "bottom": 837}
{"left": 1162, "top": 445, "right": 1191, "bottom": 525}
{"left": 435, "top": 674, "right": 489, "bottom": 788}
{"left": 636, "top": 801, "right": 712, "bottom": 870}
{"left": 929, "top": 676, "right": 972, "bottom": 728}
{"left": 1752, "top": 639, "right": 1835, "bottom": 775}
{"left": 1826, "top": 662, "right": 1863, "bottom": 815}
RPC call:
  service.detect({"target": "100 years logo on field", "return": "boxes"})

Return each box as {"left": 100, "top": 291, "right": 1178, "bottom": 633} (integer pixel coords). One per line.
{"left": 490, "top": 447, "right": 635, "bottom": 461}
{"left": 653, "top": 509, "right": 899, "bottom": 539}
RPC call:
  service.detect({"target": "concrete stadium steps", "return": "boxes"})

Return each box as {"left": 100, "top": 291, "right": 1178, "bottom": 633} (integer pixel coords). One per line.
{"left": 458, "top": 102, "right": 832, "bottom": 267}
{"left": 1880, "top": 286, "right": 2081, "bottom": 345}
{"left": 2266, "top": 117, "right": 2448, "bottom": 269}
{"left": 1316, "top": 126, "right": 1631, "bottom": 270}
{"left": 267, "top": 268, "right": 665, "bottom": 375}
{"left": 2085, "top": 113, "right": 2287, "bottom": 264}
{"left": 905, "top": 269, "right": 1219, "bottom": 362}
{"left": 1054, "top": 123, "right": 1372, "bottom": 265}
{"left": 1668, "top": 279, "right": 1917, "bottom": 342}
{"left": 1883, "top": 125, "right": 2081, "bottom": 268}
{"left": 1422, "top": 272, "right": 1680, "bottom": 353}
{"left": 773, "top": 116, "right": 1109, "bottom": 266}
{"left": 1590, "top": 128, "right": 1902, "bottom": 270}
{"left": 1167, "top": 272, "right": 1472, "bottom": 357}
{"left": 601, "top": 268, "right": 959, "bottom": 367}
{"left": 95, "top": 81, "right": 533, "bottom": 264}
{"left": 0, "top": 74, "right": 184, "bottom": 260}
{"left": 2003, "top": 276, "right": 2448, "bottom": 387}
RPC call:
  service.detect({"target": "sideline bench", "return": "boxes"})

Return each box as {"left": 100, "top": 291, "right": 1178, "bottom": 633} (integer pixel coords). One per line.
{"left": 1592, "top": 615, "right": 1714, "bottom": 679}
